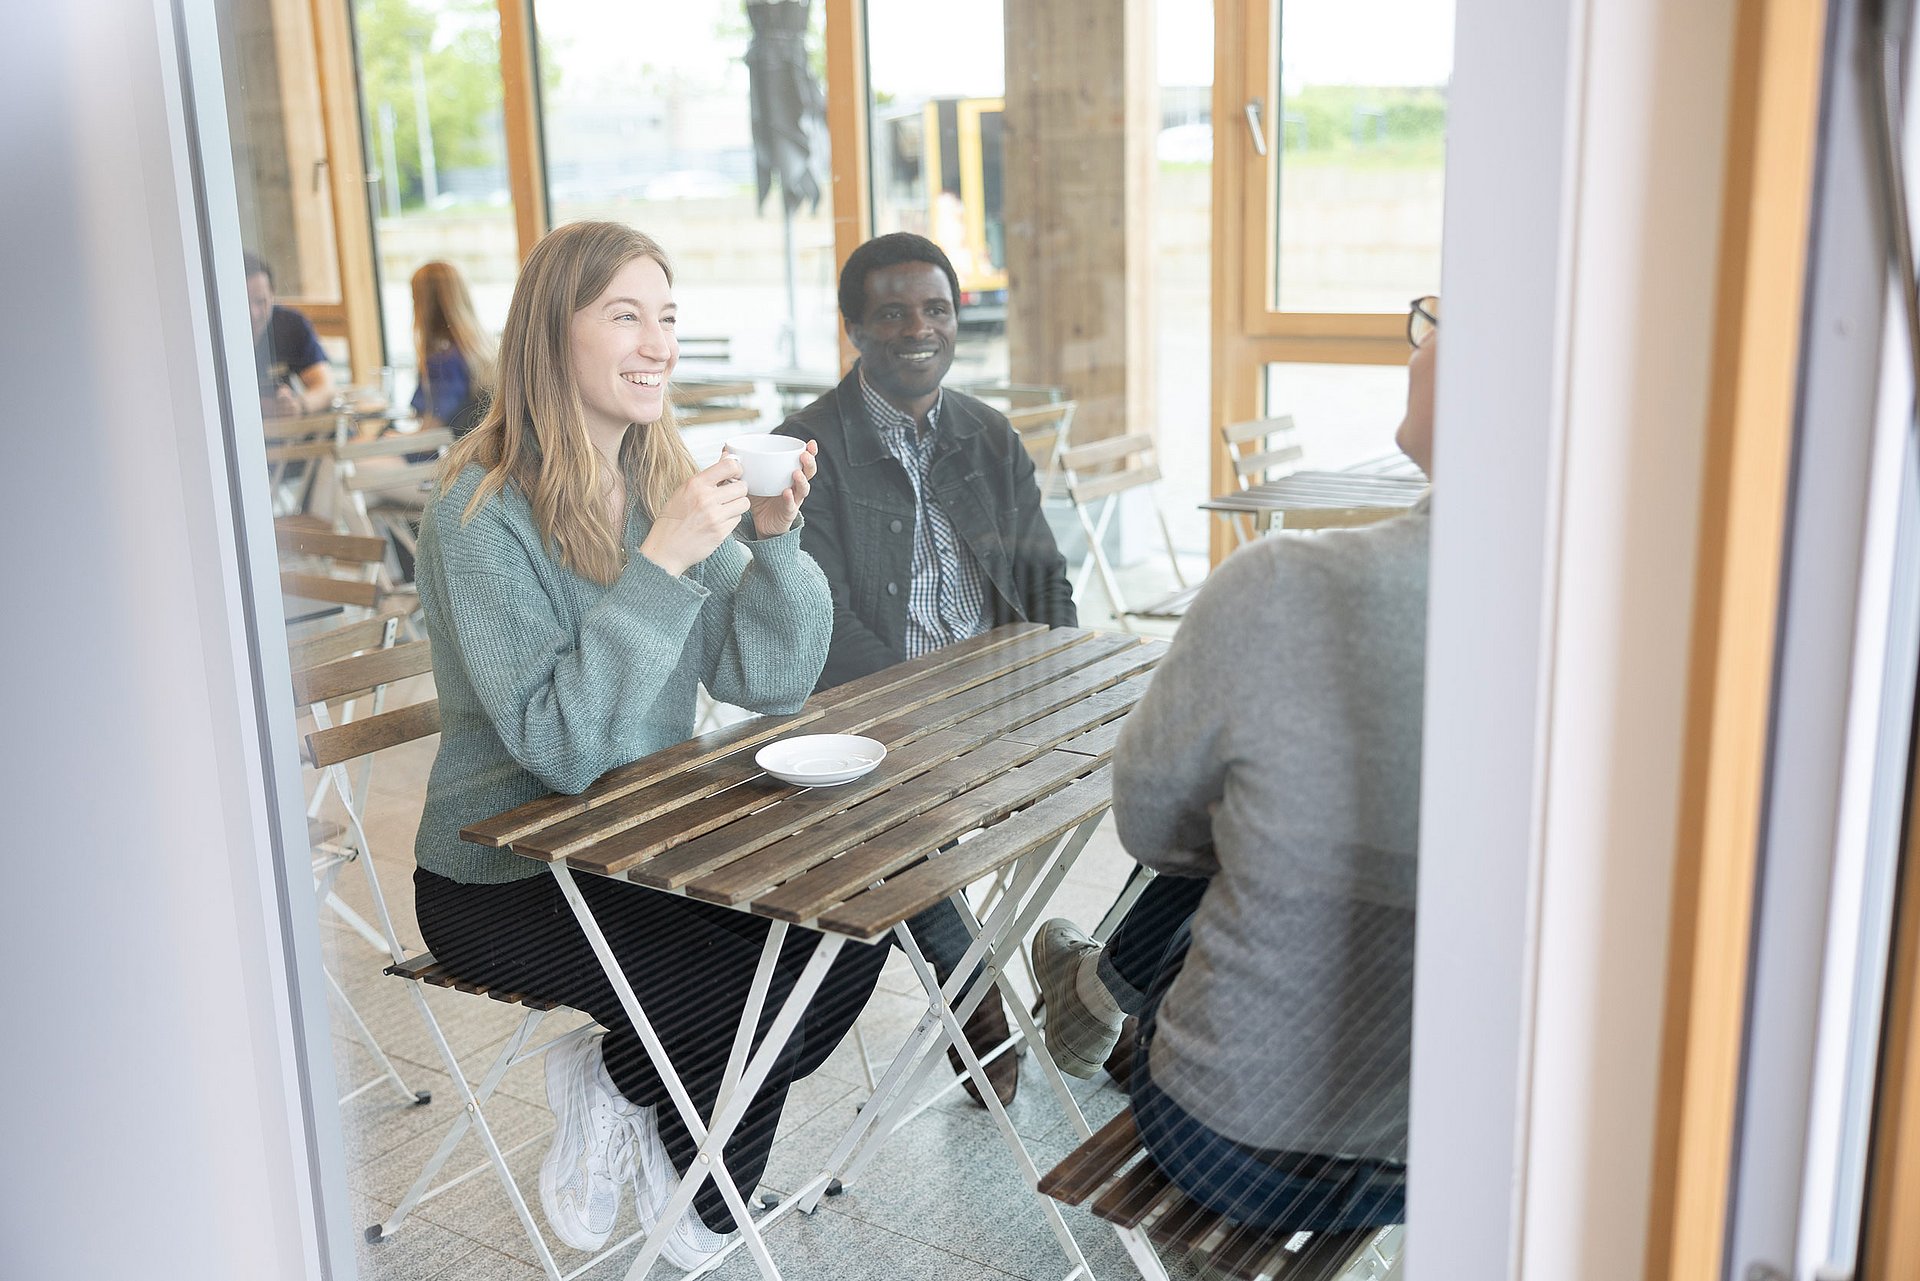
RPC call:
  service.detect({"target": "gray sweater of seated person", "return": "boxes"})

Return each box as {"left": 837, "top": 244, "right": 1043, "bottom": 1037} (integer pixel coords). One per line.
{"left": 1114, "top": 497, "right": 1428, "bottom": 1161}
{"left": 412, "top": 464, "right": 832, "bottom": 885}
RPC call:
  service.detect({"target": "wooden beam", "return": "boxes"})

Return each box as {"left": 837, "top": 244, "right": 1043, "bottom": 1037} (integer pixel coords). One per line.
{"left": 1863, "top": 738, "right": 1920, "bottom": 1279}
{"left": 498, "top": 0, "right": 549, "bottom": 263}
{"left": 1644, "top": 0, "right": 1826, "bottom": 1277}
{"left": 268, "top": 0, "right": 337, "bottom": 296}
{"left": 1209, "top": 0, "right": 1259, "bottom": 566}
{"left": 308, "top": 0, "right": 382, "bottom": 381}
{"left": 1003, "top": 0, "right": 1157, "bottom": 447}
{"left": 824, "top": 0, "right": 871, "bottom": 374}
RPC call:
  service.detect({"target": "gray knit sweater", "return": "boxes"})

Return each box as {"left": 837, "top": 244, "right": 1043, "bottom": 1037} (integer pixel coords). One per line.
{"left": 413, "top": 465, "right": 832, "bottom": 884}
{"left": 1114, "top": 499, "right": 1428, "bottom": 1161}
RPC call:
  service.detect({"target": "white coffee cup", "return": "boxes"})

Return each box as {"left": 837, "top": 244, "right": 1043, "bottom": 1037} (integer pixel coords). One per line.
{"left": 725, "top": 434, "right": 807, "bottom": 497}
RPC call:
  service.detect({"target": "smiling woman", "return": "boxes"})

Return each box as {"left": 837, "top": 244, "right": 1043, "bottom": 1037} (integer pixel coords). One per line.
{"left": 407, "top": 219, "right": 881, "bottom": 1266}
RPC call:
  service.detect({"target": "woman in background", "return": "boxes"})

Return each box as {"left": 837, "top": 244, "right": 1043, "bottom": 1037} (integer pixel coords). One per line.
{"left": 409, "top": 260, "right": 495, "bottom": 437}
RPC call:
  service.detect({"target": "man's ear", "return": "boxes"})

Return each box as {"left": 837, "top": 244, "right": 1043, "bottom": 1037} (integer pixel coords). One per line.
{"left": 844, "top": 317, "right": 868, "bottom": 355}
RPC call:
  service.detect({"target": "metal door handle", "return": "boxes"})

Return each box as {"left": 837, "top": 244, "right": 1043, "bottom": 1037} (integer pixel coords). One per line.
{"left": 1245, "top": 98, "right": 1269, "bottom": 157}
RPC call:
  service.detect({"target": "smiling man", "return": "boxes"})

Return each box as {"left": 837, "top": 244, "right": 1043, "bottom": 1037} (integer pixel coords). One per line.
{"left": 777, "top": 232, "right": 1075, "bottom": 1107}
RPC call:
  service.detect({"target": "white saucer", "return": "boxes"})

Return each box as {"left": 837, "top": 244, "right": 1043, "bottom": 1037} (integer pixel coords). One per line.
{"left": 755, "top": 734, "right": 887, "bottom": 787}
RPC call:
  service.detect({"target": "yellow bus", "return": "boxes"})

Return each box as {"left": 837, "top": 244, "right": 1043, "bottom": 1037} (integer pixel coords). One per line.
{"left": 878, "top": 96, "right": 1007, "bottom": 326}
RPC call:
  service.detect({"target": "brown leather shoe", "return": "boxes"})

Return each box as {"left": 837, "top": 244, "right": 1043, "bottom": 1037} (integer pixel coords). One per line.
{"left": 948, "top": 991, "right": 1019, "bottom": 1108}
{"left": 1103, "top": 1016, "right": 1140, "bottom": 1092}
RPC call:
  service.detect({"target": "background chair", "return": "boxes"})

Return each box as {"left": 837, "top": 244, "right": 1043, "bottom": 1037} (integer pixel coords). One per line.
{"left": 1061, "top": 433, "right": 1200, "bottom": 632}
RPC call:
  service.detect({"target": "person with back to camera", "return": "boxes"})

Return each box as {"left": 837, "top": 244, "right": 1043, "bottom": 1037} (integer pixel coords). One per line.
{"left": 775, "top": 231, "right": 1077, "bottom": 1108}
{"left": 408, "top": 220, "right": 889, "bottom": 1269}
{"left": 1031, "top": 297, "right": 1440, "bottom": 1234}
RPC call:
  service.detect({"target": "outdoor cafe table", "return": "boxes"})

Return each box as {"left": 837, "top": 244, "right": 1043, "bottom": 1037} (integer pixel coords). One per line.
{"left": 461, "top": 623, "right": 1169, "bottom": 1280}
{"left": 1200, "top": 468, "right": 1428, "bottom": 532}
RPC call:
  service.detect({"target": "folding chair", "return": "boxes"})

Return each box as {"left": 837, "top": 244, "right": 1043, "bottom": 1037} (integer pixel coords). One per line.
{"left": 277, "top": 522, "right": 417, "bottom": 635}
{"left": 1040, "top": 1108, "right": 1404, "bottom": 1281}
{"left": 1061, "top": 433, "right": 1201, "bottom": 632}
{"left": 1219, "top": 414, "right": 1306, "bottom": 544}
{"left": 294, "top": 632, "right": 434, "bottom": 1108}
{"left": 1004, "top": 400, "right": 1077, "bottom": 501}
{"left": 332, "top": 427, "right": 453, "bottom": 587}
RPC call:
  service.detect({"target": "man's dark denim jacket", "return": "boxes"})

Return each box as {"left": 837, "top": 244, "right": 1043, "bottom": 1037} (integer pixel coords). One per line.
{"left": 776, "top": 367, "right": 1076, "bottom": 691}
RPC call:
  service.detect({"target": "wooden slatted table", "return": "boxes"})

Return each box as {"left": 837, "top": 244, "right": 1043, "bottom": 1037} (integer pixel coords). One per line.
{"left": 463, "top": 623, "right": 1166, "bottom": 1281}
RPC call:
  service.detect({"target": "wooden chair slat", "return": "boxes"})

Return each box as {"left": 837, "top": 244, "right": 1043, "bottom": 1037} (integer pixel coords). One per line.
{"left": 1060, "top": 432, "right": 1153, "bottom": 471}
{"left": 1221, "top": 414, "right": 1296, "bottom": 446}
{"left": 276, "top": 526, "right": 388, "bottom": 563}
{"left": 1145, "top": 1190, "right": 1225, "bottom": 1253}
{"left": 1232, "top": 444, "right": 1306, "bottom": 478}
{"left": 462, "top": 624, "right": 1048, "bottom": 849}
{"left": 1002, "top": 401, "right": 1075, "bottom": 429}
{"left": 343, "top": 460, "right": 441, "bottom": 492}
{"left": 619, "top": 727, "right": 978, "bottom": 889}
{"left": 265, "top": 439, "right": 338, "bottom": 465}
{"left": 333, "top": 428, "right": 452, "bottom": 461}
{"left": 671, "top": 379, "right": 757, "bottom": 403}
{"left": 287, "top": 616, "right": 393, "bottom": 670}
{"left": 677, "top": 405, "right": 763, "bottom": 427}
{"left": 818, "top": 764, "right": 1116, "bottom": 940}
{"left": 307, "top": 699, "right": 440, "bottom": 767}
{"left": 1037, "top": 1110, "right": 1143, "bottom": 1204}
{"left": 282, "top": 571, "right": 381, "bottom": 609}
{"left": 1070, "top": 462, "right": 1161, "bottom": 505}
{"left": 753, "top": 749, "right": 1104, "bottom": 924}
{"left": 1091, "top": 1152, "right": 1182, "bottom": 1228}
{"left": 664, "top": 739, "right": 1033, "bottom": 905}
{"left": 1225, "top": 1227, "right": 1369, "bottom": 1281}
{"left": 293, "top": 640, "right": 433, "bottom": 706}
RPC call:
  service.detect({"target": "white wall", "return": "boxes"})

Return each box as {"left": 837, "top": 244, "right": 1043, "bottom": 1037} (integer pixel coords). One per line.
{"left": 1414, "top": 0, "right": 1737, "bottom": 1276}
{"left": 0, "top": 1, "right": 344, "bottom": 1277}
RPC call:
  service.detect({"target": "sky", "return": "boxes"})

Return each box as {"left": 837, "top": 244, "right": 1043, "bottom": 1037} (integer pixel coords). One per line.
{"left": 528, "top": 0, "right": 1455, "bottom": 103}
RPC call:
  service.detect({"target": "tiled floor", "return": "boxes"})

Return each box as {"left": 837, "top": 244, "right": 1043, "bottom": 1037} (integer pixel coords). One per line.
{"left": 304, "top": 556, "right": 1316, "bottom": 1281}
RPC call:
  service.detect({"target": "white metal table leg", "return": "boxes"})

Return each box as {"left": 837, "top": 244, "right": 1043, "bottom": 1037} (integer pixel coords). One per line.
{"left": 549, "top": 864, "right": 846, "bottom": 1281}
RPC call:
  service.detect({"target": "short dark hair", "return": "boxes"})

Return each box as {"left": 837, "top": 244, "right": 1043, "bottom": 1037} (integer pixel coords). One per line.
{"left": 243, "top": 251, "right": 273, "bottom": 287}
{"left": 838, "top": 233, "right": 961, "bottom": 325}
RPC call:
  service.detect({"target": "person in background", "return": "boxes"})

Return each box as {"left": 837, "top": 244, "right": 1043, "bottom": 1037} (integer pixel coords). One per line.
{"left": 776, "top": 231, "right": 1077, "bottom": 1109}
{"left": 409, "top": 221, "right": 888, "bottom": 1269}
{"left": 408, "top": 260, "right": 495, "bottom": 438}
{"left": 246, "top": 251, "right": 335, "bottom": 416}
{"left": 1031, "top": 298, "right": 1439, "bottom": 1233}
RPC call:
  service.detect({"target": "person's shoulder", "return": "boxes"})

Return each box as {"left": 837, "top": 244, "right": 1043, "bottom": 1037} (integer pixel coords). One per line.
{"left": 426, "top": 346, "right": 468, "bottom": 376}
{"left": 775, "top": 380, "right": 852, "bottom": 450}
{"left": 1213, "top": 505, "right": 1430, "bottom": 613}
{"left": 270, "top": 305, "right": 319, "bottom": 338}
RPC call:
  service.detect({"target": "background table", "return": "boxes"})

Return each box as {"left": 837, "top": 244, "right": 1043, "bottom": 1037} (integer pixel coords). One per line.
{"left": 1201, "top": 468, "right": 1428, "bottom": 533}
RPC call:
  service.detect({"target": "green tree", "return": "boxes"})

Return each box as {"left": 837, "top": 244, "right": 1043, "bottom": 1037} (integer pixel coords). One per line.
{"left": 354, "top": 0, "right": 521, "bottom": 211}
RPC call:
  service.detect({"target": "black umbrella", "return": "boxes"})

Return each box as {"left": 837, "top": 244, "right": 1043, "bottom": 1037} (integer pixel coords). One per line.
{"left": 745, "top": 0, "right": 825, "bottom": 216}
{"left": 745, "top": 0, "right": 825, "bottom": 367}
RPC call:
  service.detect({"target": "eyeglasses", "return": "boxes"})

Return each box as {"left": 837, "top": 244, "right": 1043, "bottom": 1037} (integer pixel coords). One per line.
{"left": 1408, "top": 295, "right": 1439, "bottom": 349}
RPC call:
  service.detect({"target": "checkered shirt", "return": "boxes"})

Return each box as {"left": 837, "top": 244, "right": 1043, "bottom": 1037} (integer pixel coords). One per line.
{"left": 860, "top": 373, "right": 992, "bottom": 658}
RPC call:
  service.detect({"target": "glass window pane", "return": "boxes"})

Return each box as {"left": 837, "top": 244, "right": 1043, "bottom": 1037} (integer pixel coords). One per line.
{"left": 867, "top": 0, "right": 1009, "bottom": 382}
{"left": 1271, "top": 0, "right": 1453, "bottom": 313}
{"left": 537, "top": 0, "right": 840, "bottom": 374}
{"left": 1263, "top": 360, "right": 1413, "bottom": 470}
{"left": 352, "top": 0, "right": 515, "bottom": 395}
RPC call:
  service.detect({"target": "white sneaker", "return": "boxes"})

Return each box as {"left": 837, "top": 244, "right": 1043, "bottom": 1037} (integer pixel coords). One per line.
{"left": 539, "top": 1033, "right": 639, "bottom": 1251}
{"left": 627, "top": 1104, "right": 735, "bottom": 1271}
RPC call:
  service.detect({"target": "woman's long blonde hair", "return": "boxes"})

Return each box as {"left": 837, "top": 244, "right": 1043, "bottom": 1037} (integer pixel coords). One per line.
{"left": 410, "top": 260, "right": 497, "bottom": 408}
{"left": 439, "top": 222, "right": 695, "bottom": 585}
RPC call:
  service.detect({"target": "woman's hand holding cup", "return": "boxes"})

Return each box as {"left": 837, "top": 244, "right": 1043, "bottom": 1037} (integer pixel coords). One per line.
{"left": 636, "top": 456, "right": 750, "bottom": 576}
{"left": 737, "top": 438, "right": 816, "bottom": 538}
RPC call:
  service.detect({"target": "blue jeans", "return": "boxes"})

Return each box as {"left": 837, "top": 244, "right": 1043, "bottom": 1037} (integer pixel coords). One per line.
{"left": 1131, "top": 924, "right": 1406, "bottom": 1232}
